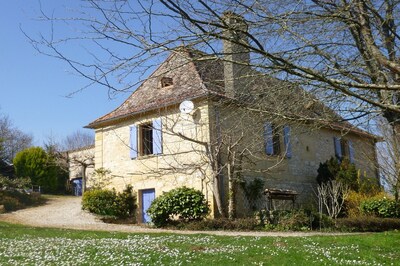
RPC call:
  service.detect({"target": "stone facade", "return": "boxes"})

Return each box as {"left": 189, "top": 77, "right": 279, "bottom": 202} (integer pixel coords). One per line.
{"left": 68, "top": 145, "right": 95, "bottom": 182}
{"left": 91, "top": 92, "right": 378, "bottom": 220}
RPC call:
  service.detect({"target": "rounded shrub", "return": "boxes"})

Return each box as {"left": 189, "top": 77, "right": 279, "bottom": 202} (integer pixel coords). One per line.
{"left": 361, "top": 198, "right": 400, "bottom": 218}
{"left": 147, "top": 186, "right": 209, "bottom": 227}
{"left": 82, "top": 185, "right": 137, "bottom": 219}
{"left": 82, "top": 189, "right": 116, "bottom": 216}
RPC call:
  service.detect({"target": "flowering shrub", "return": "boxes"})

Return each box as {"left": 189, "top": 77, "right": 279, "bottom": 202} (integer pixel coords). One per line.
{"left": 361, "top": 198, "right": 400, "bottom": 218}
{"left": 344, "top": 191, "right": 386, "bottom": 217}
{"left": 0, "top": 176, "right": 32, "bottom": 190}
{"left": 147, "top": 186, "right": 209, "bottom": 227}
{"left": 82, "top": 185, "right": 137, "bottom": 219}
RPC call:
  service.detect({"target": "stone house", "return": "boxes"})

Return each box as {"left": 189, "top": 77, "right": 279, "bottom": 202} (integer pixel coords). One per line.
{"left": 86, "top": 13, "right": 379, "bottom": 222}
{"left": 67, "top": 145, "right": 95, "bottom": 196}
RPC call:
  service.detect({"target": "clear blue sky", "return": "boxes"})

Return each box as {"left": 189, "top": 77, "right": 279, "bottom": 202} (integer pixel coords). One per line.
{"left": 0, "top": 1, "right": 126, "bottom": 145}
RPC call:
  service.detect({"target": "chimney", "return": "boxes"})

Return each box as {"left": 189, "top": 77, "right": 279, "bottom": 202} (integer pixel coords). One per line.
{"left": 222, "top": 11, "right": 250, "bottom": 99}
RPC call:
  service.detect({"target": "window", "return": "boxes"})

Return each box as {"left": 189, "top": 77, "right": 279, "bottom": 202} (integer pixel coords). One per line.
{"left": 130, "top": 118, "right": 163, "bottom": 159}
{"left": 140, "top": 123, "right": 153, "bottom": 155}
{"left": 160, "top": 77, "right": 173, "bottom": 88}
{"left": 264, "top": 123, "right": 292, "bottom": 158}
{"left": 333, "top": 137, "right": 354, "bottom": 163}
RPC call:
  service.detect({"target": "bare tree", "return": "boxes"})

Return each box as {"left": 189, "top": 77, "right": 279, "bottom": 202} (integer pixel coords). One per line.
{"left": 27, "top": 1, "right": 400, "bottom": 133}
{"left": 317, "top": 180, "right": 350, "bottom": 219}
{"left": 0, "top": 112, "right": 33, "bottom": 161}
{"left": 26, "top": 1, "right": 396, "bottom": 214}
{"left": 62, "top": 130, "right": 95, "bottom": 151}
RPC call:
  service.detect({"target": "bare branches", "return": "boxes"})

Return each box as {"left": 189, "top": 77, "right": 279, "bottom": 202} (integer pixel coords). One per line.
{"left": 317, "top": 180, "right": 350, "bottom": 219}
{"left": 0, "top": 112, "right": 33, "bottom": 162}
{"left": 26, "top": 0, "right": 400, "bottom": 130}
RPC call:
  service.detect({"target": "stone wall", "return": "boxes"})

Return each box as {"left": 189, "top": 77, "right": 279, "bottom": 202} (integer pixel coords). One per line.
{"left": 68, "top": 146, "right": 95, "bottom": 181}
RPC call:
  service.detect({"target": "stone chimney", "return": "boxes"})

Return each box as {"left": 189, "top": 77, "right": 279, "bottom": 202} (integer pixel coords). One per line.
{"left": 222, "top": 11, "right": 250, "bottom": 98}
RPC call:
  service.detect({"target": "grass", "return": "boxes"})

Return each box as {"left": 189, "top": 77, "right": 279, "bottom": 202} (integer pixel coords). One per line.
{"left": 0, "top": 222, "right": 399, "bottom": 265}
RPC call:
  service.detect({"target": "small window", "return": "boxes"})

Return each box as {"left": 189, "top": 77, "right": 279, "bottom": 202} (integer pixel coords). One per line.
{"left": 130, "top": 119, "right": 163, "bottom": 158}
{"left": 139, "top": 123, "right": 154, "bottom": 156}
{"left": 264, "top": 123, "right": 292, "bottom": 158}
{"left": 334, "top": 137, "right": 354, "bottom": 163}
{"left": 160, "top": 77, "right": 173, "bottom": 88}
{"left": 272, "top": 125, "right": 281, "bottom": 155}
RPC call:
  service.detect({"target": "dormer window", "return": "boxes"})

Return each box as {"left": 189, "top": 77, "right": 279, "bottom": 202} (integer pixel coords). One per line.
{"left": 160, "top": 77, "right": 173, "bottom": 88}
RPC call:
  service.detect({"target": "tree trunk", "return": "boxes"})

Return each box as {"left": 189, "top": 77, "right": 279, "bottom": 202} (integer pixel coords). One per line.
{"left": 213, "top": 173, "right": 226, "bottom": 217}
{"left": 228, "top": 161, "right": 236, "bottom": 220}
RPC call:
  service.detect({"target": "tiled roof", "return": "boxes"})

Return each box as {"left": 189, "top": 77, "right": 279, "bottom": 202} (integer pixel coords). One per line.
{"left": 86, "top": 49, "right": 224, "bottom": 128}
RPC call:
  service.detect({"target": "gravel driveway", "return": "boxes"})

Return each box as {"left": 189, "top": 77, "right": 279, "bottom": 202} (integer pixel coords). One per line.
{"left": 0, "top": 195, "right": 349, "bottom": 237}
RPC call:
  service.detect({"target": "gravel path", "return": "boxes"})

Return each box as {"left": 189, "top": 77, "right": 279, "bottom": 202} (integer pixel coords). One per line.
{"left": 0, "top": 196, "right": 350, "bottom": 237}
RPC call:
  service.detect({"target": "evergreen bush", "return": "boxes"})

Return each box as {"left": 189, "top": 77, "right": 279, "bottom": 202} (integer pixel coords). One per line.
{"left": 317, "top": 157, "right": 359, "bottom": 190}
{"left": 82, "top": 185, "right": 137, "bottom": 219}
{"left": 147, "top": 186, "right": 209, "bottom": 227}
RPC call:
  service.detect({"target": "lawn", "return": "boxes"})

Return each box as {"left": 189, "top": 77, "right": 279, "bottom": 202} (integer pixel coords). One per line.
{"left": 0, "top": 222, "right": 399, "bottom": 265}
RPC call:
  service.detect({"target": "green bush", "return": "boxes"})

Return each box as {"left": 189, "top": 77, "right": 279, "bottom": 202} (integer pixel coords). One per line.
{"left": 13, "top": 147, "right": 67, "bottom": 194}
{"left": 361, "top": 198, "right": 400, "bottom": 218}
{"left": 359, "top": 176, "right": 382, "bottom": 195}
{"left": 317, "top": 157, "right": 359, "bottom": 191}
{"left": 115, "top": 185, "right": 137, "bottom": 218}
{"left": 82, "top": 189, "right": 116, "bottom": 216}
{"left": 147, "top": 186, "right": 209, "bottom": 227}
{"left": 316, "top": 157, "right": 340, "bottom": 185}
{"left": 344, "top": 191, "right": 386, "bottom": 218}
{"left": 82, "top": 185, "right": 137, "bottom": 219}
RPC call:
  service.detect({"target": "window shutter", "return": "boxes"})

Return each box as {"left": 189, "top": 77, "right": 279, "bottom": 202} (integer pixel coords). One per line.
{"left": 264, "top": 122, "right": 274, "bottom": 155}
{"left": 283, "top": 125, "right": 292, "bottom": 158}
{"left": 152, "top": 118, "right": 163, "bottom": 155}
{"left": 333, "top": 137, "right": 342, "bottom": 160}
{"left": 130, "top": 125, "right": 138, "bottom": 159}
{"left": 348, "top": 140, "right": 355, "bottom": 163}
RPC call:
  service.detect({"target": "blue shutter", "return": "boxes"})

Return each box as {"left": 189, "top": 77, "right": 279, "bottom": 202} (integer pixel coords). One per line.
{"left": 264, "top": 122, "right": 274, "bottom": 155}
{"left": 334, "top": 137, "right": 342, "bottom": 160}
{"left": 130, "top": 125, "right": 138, "bottom": 159}
{"left": 283, "top": 125, "right": 292, "bottom": 158}
{"left": 152, "top": 118, "right": 162, "bottom": 155}
{"left": 348, "top": 140, "right": 355, "bottom": 163}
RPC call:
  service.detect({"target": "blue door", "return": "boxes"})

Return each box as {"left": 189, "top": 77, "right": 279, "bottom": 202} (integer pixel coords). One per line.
{"left": 72, "top": 178, "right": 82, "bottom": 196}
{"left": 142, "top": 189, "right": 155, "bottom": 223}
